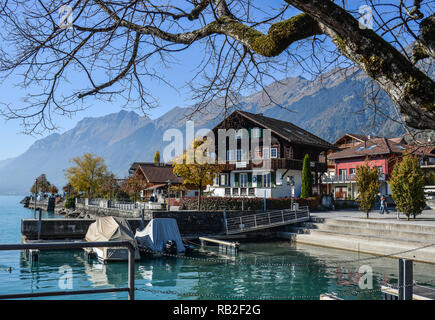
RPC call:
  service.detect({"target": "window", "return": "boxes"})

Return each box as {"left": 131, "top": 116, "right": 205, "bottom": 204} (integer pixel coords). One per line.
{"left": 339, "top": 169, "right": 347, "bottom": 180}
{"left": 248, "top": 188, "right": 255, "bottom": 196}
{"left": 367, "top": 145, "right": 377, "bottom": 150}
{"left": 349, "top": 168, "right": 356, "bottom": 175}
{"left": 213, "top": 174, "right": 219, "bottom": 186}
{"left": 232, "top": 188, "right": 239, "bottom": 196}
{"left": 237, "top": 149, "right": 242, "bottom": 161}
{"left": 240, "top": 188, "right": 247, "bottom": 196}
{"left": 377, "top": 166, "right": 383, "bottom": 173}
{"left": 263, "top": 173, "right": 271, "bottom": 188}
{"left": 271, "top": 148, "right": 278, "bottom": 158}
{"left": 263, "top": 147, "right": 270, "bottom": 159}
{"left": 225, "top": 188, "right": 231, "bottom": 196}
{"left": 220, "top": 174, "right": 229, "bottom": 186}
{"left": 356, "top": 146, "right": 365, "bottom": 151}
{"left": 240, "top": 173, "right": 248, "bottom": 188}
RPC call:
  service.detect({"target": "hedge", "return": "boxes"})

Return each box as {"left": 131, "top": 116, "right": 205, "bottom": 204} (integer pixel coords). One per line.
{"left": 179, "top": 196, "right": 320, "bottom": 211}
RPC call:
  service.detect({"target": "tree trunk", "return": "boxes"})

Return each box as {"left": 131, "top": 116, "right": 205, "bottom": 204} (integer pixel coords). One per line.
{"left": 366, "top": 211, "right": 369, "bottom": 219}
{"left": 286, "top": 0, "right": 435, "bottom": 130}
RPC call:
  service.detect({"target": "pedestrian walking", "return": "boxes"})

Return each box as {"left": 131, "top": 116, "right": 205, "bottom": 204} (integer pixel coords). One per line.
{"left": 379, "top": 195, "right": 389, "bottom": 214}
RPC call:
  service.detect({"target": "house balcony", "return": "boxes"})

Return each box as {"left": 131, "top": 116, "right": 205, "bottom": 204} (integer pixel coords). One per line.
{"left": 321, "top": 173, "right": 386, "bottom": 184}
{"left": 219, "top": 158, "right": 327, "bottom": 172}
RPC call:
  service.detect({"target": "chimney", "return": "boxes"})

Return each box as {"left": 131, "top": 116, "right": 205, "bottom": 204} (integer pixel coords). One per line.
{"left": 257, "top": 113, "right": 263, "bottom": 116}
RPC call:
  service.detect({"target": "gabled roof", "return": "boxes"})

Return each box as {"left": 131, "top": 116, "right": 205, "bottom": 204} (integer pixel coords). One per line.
{"left": 216, "top": 110, "right": 333, "bottom": 150}
{"left": 329, "top": 137, "right": 408, "bottom": 159}
{"left": 134, "top": 163, "right": 183, "bottom": 184}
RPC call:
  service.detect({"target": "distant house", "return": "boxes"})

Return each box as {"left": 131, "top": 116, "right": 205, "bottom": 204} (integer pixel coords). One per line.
{"left": 206, "top": 111, "right": 333, "bottom": 198}
{"left": 323, "top": 136, "right": 435, "bottom": 200}
{"left": 128, "top": 162, "right": 195, "bottom": 201}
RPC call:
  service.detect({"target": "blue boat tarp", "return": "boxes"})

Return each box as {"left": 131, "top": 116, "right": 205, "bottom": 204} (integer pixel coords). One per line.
{"left": 135, "top": 218, "right": 185, "bottom": 253}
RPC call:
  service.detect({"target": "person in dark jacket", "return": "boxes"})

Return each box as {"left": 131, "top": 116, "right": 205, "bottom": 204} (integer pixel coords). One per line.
{"left": 379, "top": 195, "right": 389, "bottom": 214}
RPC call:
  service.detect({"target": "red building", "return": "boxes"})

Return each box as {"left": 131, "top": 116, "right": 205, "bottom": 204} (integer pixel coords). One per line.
{"left": 323, "top": 137, "right": 415, "bottom": 200}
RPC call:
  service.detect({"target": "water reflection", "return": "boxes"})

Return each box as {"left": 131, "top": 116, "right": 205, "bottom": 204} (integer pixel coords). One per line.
{"left": 8, "top": 241, "right": 435, "bottom": 300}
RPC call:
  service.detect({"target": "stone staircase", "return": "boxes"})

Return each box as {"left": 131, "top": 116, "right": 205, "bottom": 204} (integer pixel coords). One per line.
{"left": 282, "top": 217, "right": 435, "bottom": 264}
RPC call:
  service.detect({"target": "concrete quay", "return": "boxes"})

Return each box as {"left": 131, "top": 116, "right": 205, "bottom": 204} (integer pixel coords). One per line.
{"left": 282, "top": 209, "right": 435, "bottom": 264}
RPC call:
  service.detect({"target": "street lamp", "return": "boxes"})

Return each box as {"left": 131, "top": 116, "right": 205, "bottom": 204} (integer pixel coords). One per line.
{"left": 167, "top": 179, "right": 171, "bottom": 211}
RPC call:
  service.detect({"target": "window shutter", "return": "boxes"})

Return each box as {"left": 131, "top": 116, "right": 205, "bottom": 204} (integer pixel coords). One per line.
{"left": 248, "top": 173, "right": 252, "bottom": 187}
{"left": 234, "top": 173, "right": 239, "bottom": 187}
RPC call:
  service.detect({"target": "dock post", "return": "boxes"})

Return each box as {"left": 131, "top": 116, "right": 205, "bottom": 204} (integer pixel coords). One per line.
{"left": 398, "top": 259, "right": 413, "bottom": 300}
{"left": 223, "top": 209, "right": 227, "bottom": 234}
{"left": 37, "top": 208, "right": 42, "bottom": 240}
{"left": 141, "top": 209, "right": 145, "bottom": 230}
{"left": 263, "top": 189, "right": 266, "bottom": 211}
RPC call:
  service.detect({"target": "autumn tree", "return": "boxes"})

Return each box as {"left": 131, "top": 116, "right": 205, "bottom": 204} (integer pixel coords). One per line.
{"left": 301, "top": 154, "right": 313, "bottom": 198}
{"left": 99, "top": 173, "right": 122, "bottom": 200}
{"left": 390, "top": 154, "right": 426, "bottom": 220}
{"left": 62, "top": 183, "right": 78, "bottom": 197}
{"left": 65, "top": 153, "right": 109, "bottom": 198}
{"left": 356, "top": 159, "right": 380, "bottom": 219}
{"left": 0, "top": 1, "right": 433, "bottom": 134}
{"left": 123, "top": 174, "right": 147, "bottom": 202}
{"left": 49, "top": 185, "right": 59, "bottom": 196}
{"left": 173, "top": 139, "right": 221, "bottom": 210}
{"left": 30, "top": 174, "right": 52, "bottom": 195}
{"left": 154, "top": 151, "right": 161, "bottom": 164}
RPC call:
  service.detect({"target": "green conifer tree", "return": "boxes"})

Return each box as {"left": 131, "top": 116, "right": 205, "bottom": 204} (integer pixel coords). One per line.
{"left": 390, "top": 154, "right": 425, "bottom": 220}
{"left": 301, "top": 154, "right": 312, "bottom": 198}
{"left": 356, "top": 159, "right": 380, "bottom": 219}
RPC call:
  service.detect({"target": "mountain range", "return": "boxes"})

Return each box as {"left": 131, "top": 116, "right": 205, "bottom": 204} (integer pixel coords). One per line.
{"left": 0, "top": 70, "right": 406, "bottom": 194}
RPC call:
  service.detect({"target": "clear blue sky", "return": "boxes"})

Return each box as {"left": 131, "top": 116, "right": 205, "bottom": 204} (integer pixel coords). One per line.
{"left": 0, "top": 0, "right": 409, "bottom": 161}
{"left": 0, "top": 0, "right": 300, "bottom": 160}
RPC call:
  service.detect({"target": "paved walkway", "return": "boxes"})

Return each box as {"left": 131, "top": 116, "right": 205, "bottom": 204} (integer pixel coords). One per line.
{"left": 311, "top": 208, "right": 435, "bottom": 226}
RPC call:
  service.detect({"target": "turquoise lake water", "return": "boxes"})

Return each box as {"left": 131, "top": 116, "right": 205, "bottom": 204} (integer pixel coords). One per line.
{"left": 0, "top": 195, "right": 434, "bottom": 300}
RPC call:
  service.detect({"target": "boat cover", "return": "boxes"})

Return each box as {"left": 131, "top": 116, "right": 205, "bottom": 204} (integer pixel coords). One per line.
{"left": 135, "top": 218, "right": 185, "bottom": 253}
{"left": 85, "top": 216, "right": 140, "bottom": 260}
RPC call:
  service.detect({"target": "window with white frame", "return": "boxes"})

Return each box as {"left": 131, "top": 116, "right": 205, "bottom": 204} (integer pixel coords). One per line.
{"left": 263, "top": 147, "right": 269, "bottom": 159}
{"left": 271, "top": 148, "right": 278, "bottom": 158}
{"left": 240, "top": 173, "right": 248, "bottom": 187}
{"left": 220, "top": 174, "right": 229, "bottom": 186}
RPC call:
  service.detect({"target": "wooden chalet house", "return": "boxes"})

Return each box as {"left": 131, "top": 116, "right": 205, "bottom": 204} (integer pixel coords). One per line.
{"left": 128, "top": 162, "right": 194, "bottom": 201}
{"left": 207, "top": 111, "right": 332, "bottom": 198}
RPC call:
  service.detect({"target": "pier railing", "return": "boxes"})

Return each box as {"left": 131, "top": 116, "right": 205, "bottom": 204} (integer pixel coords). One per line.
{"left": 225, "top": 206, "right": 310, "bottom": 234}
{"left": 0, "top": 241, "right": 136, "bottom": 300}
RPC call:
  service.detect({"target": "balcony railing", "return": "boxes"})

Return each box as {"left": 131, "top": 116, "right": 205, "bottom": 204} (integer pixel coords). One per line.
{"left": 219, "top": 158, "right": 327, "bottom": 172}
{"left": 322, "top": 173, "right": 386, "bottom": 183}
